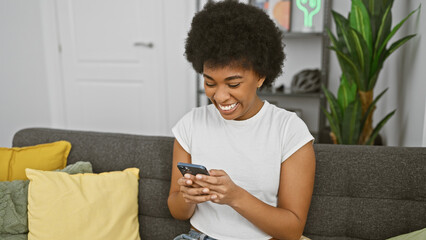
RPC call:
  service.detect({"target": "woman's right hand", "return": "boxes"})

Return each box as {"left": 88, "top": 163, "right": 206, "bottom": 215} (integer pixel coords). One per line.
{"left": 178, "top": 173, "right": 212, "bottom": 204}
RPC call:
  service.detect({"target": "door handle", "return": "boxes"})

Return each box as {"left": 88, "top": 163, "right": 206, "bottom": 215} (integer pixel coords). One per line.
{"left": 134, "top": 42, "right": 154, "bottom": 48}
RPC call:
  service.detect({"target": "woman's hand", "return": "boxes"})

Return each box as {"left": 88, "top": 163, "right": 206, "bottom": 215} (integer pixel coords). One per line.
{"left": 177, "top": 173, "right": 212, "bottom": 204}
{"left": 194, "top": 169, "right": 245, "bottom": 206}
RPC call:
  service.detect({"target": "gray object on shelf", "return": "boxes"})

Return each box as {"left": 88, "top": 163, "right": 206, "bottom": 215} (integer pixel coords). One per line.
{"left": 291, "top": 69, "right": 321, "bottom": 93}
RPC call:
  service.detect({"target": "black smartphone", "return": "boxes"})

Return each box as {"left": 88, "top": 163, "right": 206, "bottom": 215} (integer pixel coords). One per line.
{"left": 177, "top": 162, "right": 210, "bottom": 176}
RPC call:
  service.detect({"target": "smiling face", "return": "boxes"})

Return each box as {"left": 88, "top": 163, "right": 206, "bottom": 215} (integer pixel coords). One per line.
{"left": 203, "top": 64, "right": 266, "bottom": 121}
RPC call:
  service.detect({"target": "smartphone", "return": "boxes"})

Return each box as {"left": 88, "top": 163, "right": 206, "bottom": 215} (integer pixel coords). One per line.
{"left": 177, "top": 162, "right": 210, "bottom": 176}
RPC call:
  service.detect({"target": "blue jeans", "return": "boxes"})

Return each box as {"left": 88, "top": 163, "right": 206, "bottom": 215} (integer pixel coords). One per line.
{"left": 173, "top": 229, "right": 217, "bottom": 240}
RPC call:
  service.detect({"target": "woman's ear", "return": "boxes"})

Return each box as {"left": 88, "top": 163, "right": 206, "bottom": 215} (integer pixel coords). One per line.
{"left": 257, "top": 76, "right": 266, "bottom": 88}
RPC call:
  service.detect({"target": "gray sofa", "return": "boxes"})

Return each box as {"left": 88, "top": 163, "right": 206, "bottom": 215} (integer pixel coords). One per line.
{"left": 12, "top": 128, "right": 426, "bottom": 240}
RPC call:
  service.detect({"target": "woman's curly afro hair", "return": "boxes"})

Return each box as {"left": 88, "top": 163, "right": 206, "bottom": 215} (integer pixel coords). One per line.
{"left": 185, "top": 0, "right": 285, "bottom": 88}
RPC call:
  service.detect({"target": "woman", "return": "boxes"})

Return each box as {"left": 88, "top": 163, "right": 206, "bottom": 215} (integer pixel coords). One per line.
{"left": 168, "top": 1, "right": 315, "bottom": 240}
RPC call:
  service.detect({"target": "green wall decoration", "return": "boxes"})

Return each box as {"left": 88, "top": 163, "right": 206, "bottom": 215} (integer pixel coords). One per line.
{"left": 296, "top": 0, "right": 321, "bottom": 28}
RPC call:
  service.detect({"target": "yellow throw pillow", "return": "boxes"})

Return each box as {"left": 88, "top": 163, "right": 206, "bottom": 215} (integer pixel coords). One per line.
{"left": 0, "top": 141, "right": 71, "bottom": 181}
{"left": 26, "top": 168, "right": 141, "bottom": 240}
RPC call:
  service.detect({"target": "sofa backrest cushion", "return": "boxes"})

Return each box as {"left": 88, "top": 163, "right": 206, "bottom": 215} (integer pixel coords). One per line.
{"left": 307, "top": 144, "right": 426, "bottom": 240}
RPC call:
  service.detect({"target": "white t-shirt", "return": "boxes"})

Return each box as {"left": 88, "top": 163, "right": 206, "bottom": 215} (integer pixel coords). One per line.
{"left": 172, "top": 101, "right": 314, "bottom": 240}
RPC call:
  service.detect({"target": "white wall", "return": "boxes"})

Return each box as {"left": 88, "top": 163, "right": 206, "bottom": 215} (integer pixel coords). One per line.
{"left": 0, "top": 1, "right": 196, "bottom": 147}
{"left": 0, "top": 0, "right": 51, "bottom": 147}
{"left": 395, "top": 0, "right": 426, "bottom": 146}
{"left": 164, "top": 1, "right": 197, "bottom": 135}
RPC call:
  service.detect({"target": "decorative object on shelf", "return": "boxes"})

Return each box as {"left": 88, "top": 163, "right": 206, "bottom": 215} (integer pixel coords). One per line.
{"left": 322, "top": 0, "right": 420, "bottom": 145}
{"left": 251, "top": 0, "right": 291, "bottom": 32}
{"left": 291, "top": 69, "right": 321, "bottom": 93}
{"left": 296, "top": 0, "right": 321, "bottom": 32}
{"left": 270, "top": 0, "right": 292, "bottom": 31}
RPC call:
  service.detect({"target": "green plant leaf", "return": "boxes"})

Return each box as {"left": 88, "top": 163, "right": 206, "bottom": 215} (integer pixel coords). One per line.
{"left": 341, "top": 100, "right": 362, "bottom": 144}
{"left": 322, "top": 85, "right": 343, "bottom": 122}
{"left": 321, "top": 106, "right": 342, "bottom": 144}
{"left": 366, "top": 110, "right": 396, "bottom": 145}
{"left": 327, "top": 28, "right": 345, "bottom": 54}
{"left": 337, "top": 75, "right": 357, "bottom": 110}
{"left": 330, "top": 12, "right": 350, "bottom": 55}
{"left": 369, "top": 0, "right": 393, "bottom": 50}
{"left": 370, "top": 4, "right": 391, "bottom": 89}
{"left": 373, "top": 4, "right": 392, "bottom": 57}
{"left": 332, "top": 11, "right": 356, "bottom": 58}
{"left": 332, "top": 8, "right": 371, "bottom": 90}
{"left": 370, "top": 34, "right": 417, "bottom": 90}
{"left": 362, "top": 0, "right": 375, "bottom": 16}
{"left": 349, "top": 29, "right": 366, "bottom": 71}
{"left": 377, "top": 5, "right": 420, "bottom": 64}
{"left": 361, "top": 88, "right": 388, "bottom": 128}
{"left": 370, "top": 4, "right": 419, "bottom": 91}
{"left": 339, "top": 19, "right": 367, "bottom": 74}
{"left": 367, "top": 64, "right": 383, "bottom": 90}
{"left": 384, "top": 34, "right": 417, "bottom": 60}
{"left": 330, "top": 46, "right": 361, "bottom": 87}
{"left": 350, "top": 28, "right": 372, "bottom": 90}
{"left": 326, "top": 28, "right": 339, "bottom": 48}
{"left": 362, "top": 0, "right": 394, "bottom": 19}
{"left": 350, "top": 0, "right": 373, "bottom": 55}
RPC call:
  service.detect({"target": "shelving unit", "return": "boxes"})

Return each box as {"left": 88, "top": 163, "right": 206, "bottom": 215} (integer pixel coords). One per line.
{"left": 284, "top": 32, "right": 323, "bottom": 38}
{"left": 195, "top": 0, "right": 332, "bottom": 142}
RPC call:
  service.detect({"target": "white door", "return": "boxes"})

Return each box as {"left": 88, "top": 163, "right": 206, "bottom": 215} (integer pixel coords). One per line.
{"left": 56, "top": 0, "right": 168, "bottom": 135}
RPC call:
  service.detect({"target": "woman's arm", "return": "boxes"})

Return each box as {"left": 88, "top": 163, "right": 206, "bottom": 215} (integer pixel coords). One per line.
{"left": 167, "top": 139, "right": 212, "bottom": 220}
{"left": 195, "top": 141, "right": 315, "bottom": 240}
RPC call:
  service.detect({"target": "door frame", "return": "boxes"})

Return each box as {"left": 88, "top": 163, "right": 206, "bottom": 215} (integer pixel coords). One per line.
{"left": 40, "top": 0, "right": 67, "bottom": 128}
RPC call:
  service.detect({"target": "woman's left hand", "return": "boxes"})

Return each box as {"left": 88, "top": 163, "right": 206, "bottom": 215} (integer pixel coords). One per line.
{"left": 193, "top": 169, "right": 245, "bottom": 206}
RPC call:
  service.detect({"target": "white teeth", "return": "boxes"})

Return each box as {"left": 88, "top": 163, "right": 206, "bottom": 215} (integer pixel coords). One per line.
{"left": 219, "top": 103, "right": 237, "bottom": 111}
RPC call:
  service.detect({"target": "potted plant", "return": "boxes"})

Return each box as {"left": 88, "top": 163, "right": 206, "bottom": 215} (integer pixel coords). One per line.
{"left": 323, "top": 0, "right": 420, "bottom": 144}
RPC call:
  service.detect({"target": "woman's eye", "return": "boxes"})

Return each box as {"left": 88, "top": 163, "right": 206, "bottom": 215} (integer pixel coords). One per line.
{"left": 229, "top": 83, "right": 240, "bottom": 88}
{"left": 205, "top": 82, "right": 215, "bottom": 87}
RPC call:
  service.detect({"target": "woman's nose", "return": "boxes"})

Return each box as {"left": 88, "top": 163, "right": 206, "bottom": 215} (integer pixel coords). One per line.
{"left": 213, "top": 85, "right": 230, "bottom": 102}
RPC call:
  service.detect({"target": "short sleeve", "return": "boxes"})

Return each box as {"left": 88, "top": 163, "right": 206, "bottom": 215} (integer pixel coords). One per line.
{"left": 281, "top": 113, "right": 314, "bottom": 162}
{"left": 171, "top": 110, "right": 194, "bottom": 154}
